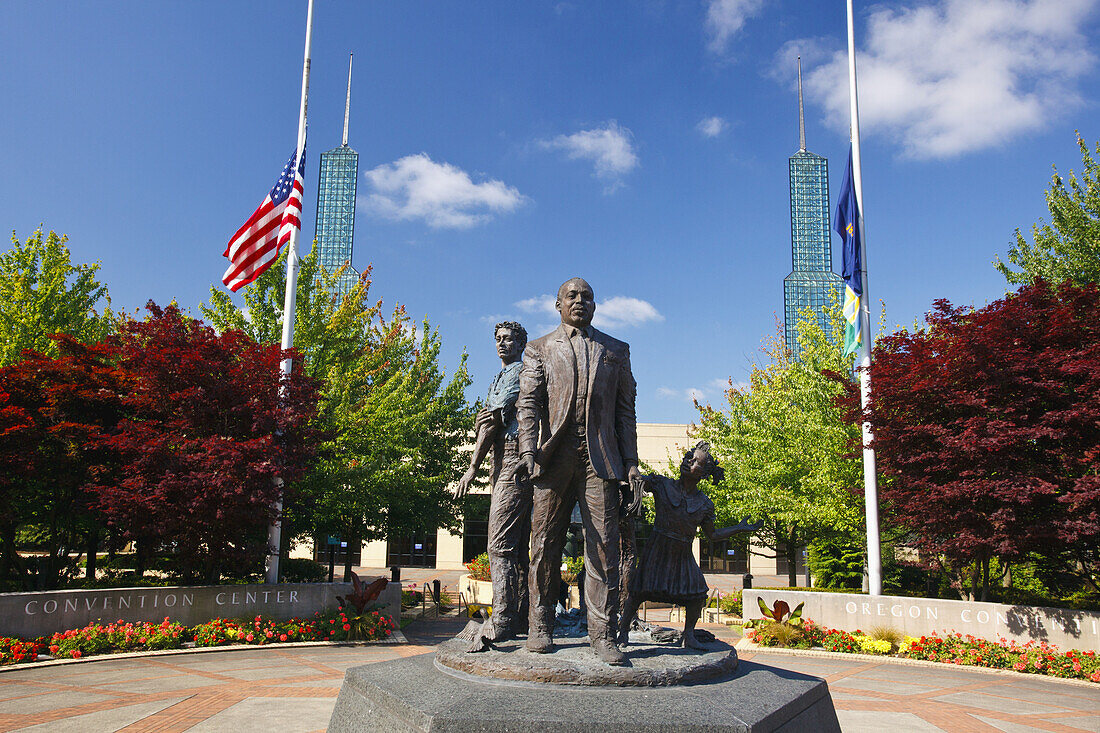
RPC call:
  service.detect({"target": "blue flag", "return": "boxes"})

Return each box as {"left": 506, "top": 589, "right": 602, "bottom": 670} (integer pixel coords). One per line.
{"left": 835, "top": 146, "right": 862, "bottom": 356}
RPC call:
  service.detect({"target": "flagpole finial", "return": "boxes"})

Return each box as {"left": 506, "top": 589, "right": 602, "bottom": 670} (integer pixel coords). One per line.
{"left": 342, "top": 53, "right": 353, "bottom": 147}
{"left": 797, "top": 55, "right": 806, "bottom": 152}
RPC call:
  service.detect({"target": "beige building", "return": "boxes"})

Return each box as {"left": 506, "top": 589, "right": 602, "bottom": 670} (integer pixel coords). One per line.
{"left": 296, "top": 423, "right": 801, "bottom": 579}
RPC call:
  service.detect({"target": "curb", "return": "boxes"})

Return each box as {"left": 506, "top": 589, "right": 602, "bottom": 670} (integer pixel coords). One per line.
{"left": 0, "top": 629, "right": 408, "bottom": 673}
{"left": 735, "top": 638, "right": 1099, "bottom": 690}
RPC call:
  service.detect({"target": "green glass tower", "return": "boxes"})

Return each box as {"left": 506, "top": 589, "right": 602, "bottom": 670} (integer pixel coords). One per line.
{"left": 314, "top": 55, "right": 360, "bottom": 301}
{"left": 783, "top": 57, "right": 843, "bottom": 358}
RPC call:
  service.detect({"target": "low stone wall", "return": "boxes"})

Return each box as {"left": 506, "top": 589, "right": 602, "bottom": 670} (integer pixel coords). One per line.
{"left": 0, "top": 579, "right": 400, "bottom": 640}
{"left": 742, "top": 589, "right": 1100, "bottom": 652}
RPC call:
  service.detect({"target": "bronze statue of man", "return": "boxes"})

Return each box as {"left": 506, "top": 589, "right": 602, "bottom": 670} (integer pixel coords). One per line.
{"left": 516, "top": 277, "right": 640, "bottom": 665}
{"left": 454, "top": 322, "right": 530, "bottom": 650}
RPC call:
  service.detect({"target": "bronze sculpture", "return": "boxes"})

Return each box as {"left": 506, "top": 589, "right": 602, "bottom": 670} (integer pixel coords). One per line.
{"left": 516, "top": 277, "right": 640, "bottom": 665}
{"left": 454, "top": 322, "right": 530, "bottom": 650}
{"left": 618, "top": 441, "right": 742, "bottom": 650}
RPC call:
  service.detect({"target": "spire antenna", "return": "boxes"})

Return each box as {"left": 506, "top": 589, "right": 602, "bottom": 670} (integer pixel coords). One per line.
{"left": 797, "top": 55, "right": 806, "bottom": 152}
{"left": 342, "top": 53, "right": 353, "bottom": 146}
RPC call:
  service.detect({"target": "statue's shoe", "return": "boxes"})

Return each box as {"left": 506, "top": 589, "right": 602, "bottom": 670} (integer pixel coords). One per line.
{"left": 526, "top": 629, "right": 554, "bottom": 654}
{"left": 591, "top": 638, "right": 626, "bottom": 666}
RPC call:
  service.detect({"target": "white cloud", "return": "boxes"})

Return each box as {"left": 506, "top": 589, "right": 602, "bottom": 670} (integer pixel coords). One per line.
{"left": 696, "top": 116, "right": 727, "bottom": 138}
{"left": 360, "top": 153, "right": 526, "bottom": 229}
{"left": 658, "top": 378, "right": 749, "bottom": 404}
{"left": 657, "top": 386, "right": 707, "bottom": 403}
{"left": 515, "top": 293, "right": 663, "bottom": 331}
{"left": 540, "top": 122, "right": 639, "bottom": 192}
{"left": 593, "top": 296, "right": 664, "bottom": 330}
{"left": 705, "top": 0, "right": 766, "bottom": 54}
{"left": 794, "top": 0, "right": 1098, "bottom": 158}
{"left": 515, "top": 295, "right": 558, "bottom": 320}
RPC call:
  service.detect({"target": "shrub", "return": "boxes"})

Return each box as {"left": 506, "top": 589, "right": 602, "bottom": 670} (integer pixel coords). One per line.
{"left": 749, "top": 618, "right": 1100, "bottom": 684}
{"left": 465, "top": 553, "right": 491, "bottom": 582}
{"left": 320, "top": 606, "right": 397, "bottom": 642}
{"left": 747, "top": 620, "right": 813, "bottom": 649}
{"left": 402, "top": 583, "right": 424, "bottom": 606}
{"left": 280, "top": 558, "right": 327, "bottom": 583}
{"left": 705, "top": 589, "right": 743, "bottom": 617}
{"left": 1, "top": 637, "right": 42, "bottom": 665}
{"left": 193, "top": 615, "right": 325, "bottom": 646}
{"left": 867, "top": 624, "right": 904, "bottom": 653}
{"left": 856, "top": 636, "right": 893, "bottom": 655}
{"left": 43, "top": 618, "right": 185, "bottom": 657}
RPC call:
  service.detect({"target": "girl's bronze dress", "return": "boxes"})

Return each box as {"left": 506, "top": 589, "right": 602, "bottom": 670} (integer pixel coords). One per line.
{"left": 630, "top": 476, "right": 713, "bottom": 604}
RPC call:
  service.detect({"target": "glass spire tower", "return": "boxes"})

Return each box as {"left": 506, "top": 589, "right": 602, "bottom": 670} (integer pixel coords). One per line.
{"left": 314, "top": 54, "right": 360, "bottom": 301}
{"left": 783, "top": 57, "right": 843, "bottom": 358}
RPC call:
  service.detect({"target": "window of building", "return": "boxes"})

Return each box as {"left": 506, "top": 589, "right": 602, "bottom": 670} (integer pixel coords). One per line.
{"left": 699, "top": 535, "right": 749, "bottom": 573}
{"left": 387, "top": 532, "right": 437, "bottom": 568}
{"left": 461, "top": 495, "right": 491, "bottom": 563}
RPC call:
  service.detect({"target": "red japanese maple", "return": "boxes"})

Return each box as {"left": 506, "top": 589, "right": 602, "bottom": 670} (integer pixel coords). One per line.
{"left": 845, "top": 281, "right": 1100, "bottom": 593}
{"left": 0, "top": 335, "right": 122, "bottom": 587}
{"left": 91, "top": 303, "right": 321, "bottom": 582}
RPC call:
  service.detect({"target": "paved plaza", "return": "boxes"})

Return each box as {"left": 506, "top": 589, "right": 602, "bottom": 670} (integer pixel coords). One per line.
{"left": 1, "top": 614, "right": 1096, "bottom": 732}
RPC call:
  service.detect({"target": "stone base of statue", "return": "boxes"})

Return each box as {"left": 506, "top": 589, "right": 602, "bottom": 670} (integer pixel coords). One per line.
{"left": 328, "top": 621, "right": 840, "bottom": 732}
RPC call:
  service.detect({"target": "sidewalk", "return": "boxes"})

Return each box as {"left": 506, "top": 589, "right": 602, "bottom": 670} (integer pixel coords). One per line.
{"left": 0, "top": 616, "right": 1095, "bottom": 732}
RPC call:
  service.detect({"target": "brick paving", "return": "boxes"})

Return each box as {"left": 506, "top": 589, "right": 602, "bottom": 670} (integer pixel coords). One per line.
{"left": 0, "top": 616, "right": 1096, "bottom": 732}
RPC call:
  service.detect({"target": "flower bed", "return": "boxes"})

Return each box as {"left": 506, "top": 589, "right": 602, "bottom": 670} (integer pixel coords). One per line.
{"left": 464, "top": 553, "right": 491, "bottom": 582}
{"left": 1, "top": 638, "right": 44, "bottom": 664}
{"left": 744, "top": 619, "right": 1100, "bottom": 683}
{"left": 0, "top": 605, "right": 396, "bottom": 667}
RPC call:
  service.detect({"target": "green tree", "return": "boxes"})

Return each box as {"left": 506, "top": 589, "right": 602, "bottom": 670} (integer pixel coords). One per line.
{"left": 0, "top": 228, "right": 113, "bottom": 366}
{"left": 202, "top": 251, "right": 474, "bottom": 568}
{"left": 694, "top": 307, "right": 863, "bottom": 587}
{"left": 995, "top": 134, "right": 1100, "bottom": 286}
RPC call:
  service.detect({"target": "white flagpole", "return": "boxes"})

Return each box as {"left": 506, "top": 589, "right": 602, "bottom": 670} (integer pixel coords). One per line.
{"left": 846, "top": 0, "right": 882, "bottom": 596}
{"left": 266, "top": 0, "right": 314, "bottom": 584}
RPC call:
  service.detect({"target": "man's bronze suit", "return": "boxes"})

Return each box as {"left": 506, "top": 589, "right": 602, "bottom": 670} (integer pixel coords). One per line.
{"left": 517, "top": 322, "right": 638, "bottom": 643}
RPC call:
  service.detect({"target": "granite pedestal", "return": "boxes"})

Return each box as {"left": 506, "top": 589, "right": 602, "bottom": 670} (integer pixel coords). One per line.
{"left": 329, "top": 633, "right": 840, "bottom": 731}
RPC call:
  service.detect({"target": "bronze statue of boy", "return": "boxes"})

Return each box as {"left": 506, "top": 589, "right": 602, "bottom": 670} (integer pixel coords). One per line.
{"left": 454, "top": 321, "right": 531, "bottom": 651}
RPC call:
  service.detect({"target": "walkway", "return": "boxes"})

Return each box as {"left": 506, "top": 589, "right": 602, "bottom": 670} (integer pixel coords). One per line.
{"left": 0, "top": 618, "right": 1095, "bottom": 732}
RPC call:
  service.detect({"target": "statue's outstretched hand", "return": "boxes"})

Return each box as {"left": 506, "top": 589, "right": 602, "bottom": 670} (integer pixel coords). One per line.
{"left": 627, "top": 464, "right": 642, "bottom": 483}
{"left": 453, "top": 467, "right": 477, "bottom": 498}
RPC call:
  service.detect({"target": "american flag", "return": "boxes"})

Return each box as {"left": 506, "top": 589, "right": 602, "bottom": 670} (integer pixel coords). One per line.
{"left": 222, "top": 148, "right": 306, "bottom": 292}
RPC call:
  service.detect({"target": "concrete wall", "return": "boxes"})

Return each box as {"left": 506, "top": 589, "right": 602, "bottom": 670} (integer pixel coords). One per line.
{"left": 0, "top": 580, "right": 400, "bottom": 640}
{"left": 743, "top": 589, "right": 1100, "bottom": 652}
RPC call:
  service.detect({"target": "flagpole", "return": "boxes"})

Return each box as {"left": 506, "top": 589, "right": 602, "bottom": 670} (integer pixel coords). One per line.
{"left": 846, "top": 0, "right": 882, "bottom": 596}
{"left": 266, "top": 0, "right": 314, "bottom": 585}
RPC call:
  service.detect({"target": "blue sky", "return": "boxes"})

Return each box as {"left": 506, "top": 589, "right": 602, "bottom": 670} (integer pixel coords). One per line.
{"left": 4, "top": 1, "right": 1098, "bottom": 424}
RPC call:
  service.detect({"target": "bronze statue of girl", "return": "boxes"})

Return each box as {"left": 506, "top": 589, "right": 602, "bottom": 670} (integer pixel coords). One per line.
{"left": 618, "top": 441, "right": 743, "bottom": 650}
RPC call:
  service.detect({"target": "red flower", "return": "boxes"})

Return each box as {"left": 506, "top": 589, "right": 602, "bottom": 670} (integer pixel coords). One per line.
{"left": 71, "top": 650, "right": 82, "bottom": 659}
{"left": 343, "top": 624, "right": 351, "bottom": 631}
{"left": 279, "top": 634, "right": 288, "bottom": 642}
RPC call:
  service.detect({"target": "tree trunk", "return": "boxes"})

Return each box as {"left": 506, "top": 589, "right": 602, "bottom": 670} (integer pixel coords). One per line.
{"left": 786, "top": 531, "right": 798, "bottom": 588}
{"left": 85, "top": 527, "right": 99, "bottom": 581}
{"left": 1002, "top": 563, "right": 1012, "bottom": 588}
{"left": 980, "top": 557, "right": 990, "bottom": 602}
{"left": 135, "top": 539, "right": 147, "bottom": 578}
{"left": 969, "top": 562, "right": 979, "bottom": 602}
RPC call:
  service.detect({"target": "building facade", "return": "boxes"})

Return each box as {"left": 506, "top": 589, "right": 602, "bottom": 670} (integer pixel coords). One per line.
{"left": 294, "top": 423, "right": 802, "bottom": 579}
{"left": 783, "top": 60, "right": 843, "bottom": 358}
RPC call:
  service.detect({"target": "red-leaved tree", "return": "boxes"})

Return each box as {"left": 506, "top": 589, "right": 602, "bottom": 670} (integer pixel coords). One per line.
{"left": 0, "top": 336, "right": 122, "bottom": 589}
{"left": 92, "top": 303, "right": 320, "bottom": 582}
{"left": 848, "top": 281, "right": 1100, "bottom": 600}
